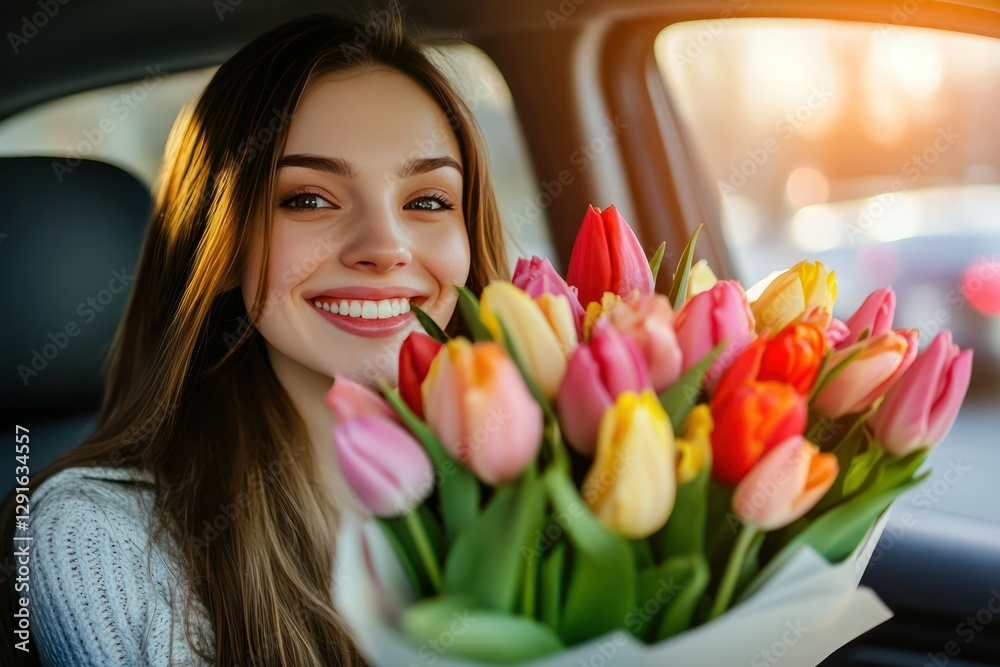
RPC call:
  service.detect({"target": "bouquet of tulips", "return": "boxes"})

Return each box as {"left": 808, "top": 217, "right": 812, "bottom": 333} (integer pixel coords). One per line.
{"left": 328, "top": 205, "right": 973, "bottom": 666}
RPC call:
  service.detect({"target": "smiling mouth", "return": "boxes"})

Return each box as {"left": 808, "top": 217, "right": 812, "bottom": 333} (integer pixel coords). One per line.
{"left": 310, "top": 297, "right": 414, "bottom": 319}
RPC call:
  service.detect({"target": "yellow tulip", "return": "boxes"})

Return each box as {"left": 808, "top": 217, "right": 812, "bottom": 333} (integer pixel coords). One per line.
{"left": 686, "top": 259, "right": 718, "bottom": 301}
{"left": 535, "top": 293, "right": 579, "bottom": 356}
{"left": 750, "top": 260, "right": 837, "bottom": 333}
{"left": 581, "top": 291, "right": 623, "bottom": 342}
{"left": 480, "top": 281, "right": 567, "bottom": 398}
{"left": 581, "top": 390, "right": 676, "bottom": 538}
{"left": 676, "top": 404, "right": 713, "bottom": 484}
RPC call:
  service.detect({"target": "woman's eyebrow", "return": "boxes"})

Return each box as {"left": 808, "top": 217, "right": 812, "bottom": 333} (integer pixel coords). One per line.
{"left": 277, "top": 154, "right": 356, "bottom": 177}
{"left": 398, "top": 156, "right": 463, "bottom": 179}
{"left": 276, "top": 154, "right": 463, "bottom": 179}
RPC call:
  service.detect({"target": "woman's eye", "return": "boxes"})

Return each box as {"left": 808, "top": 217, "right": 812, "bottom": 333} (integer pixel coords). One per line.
{"left": 279, "top": 191, "right": 336, "bottom": 211}
{"left": 405, "top": 194, "right": 456, "bottom": 212}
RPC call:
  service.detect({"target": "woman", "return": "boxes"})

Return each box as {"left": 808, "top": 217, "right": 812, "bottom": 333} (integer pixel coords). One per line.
{"left": 0, "top": 10, "right": 508, "bottom": 666}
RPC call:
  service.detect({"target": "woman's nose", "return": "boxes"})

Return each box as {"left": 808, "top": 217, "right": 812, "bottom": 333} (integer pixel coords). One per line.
{"left": 339, "top": 205, "right": 413, "bottom": 273}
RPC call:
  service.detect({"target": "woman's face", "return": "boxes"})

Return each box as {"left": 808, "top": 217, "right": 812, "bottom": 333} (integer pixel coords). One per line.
{"left": 243, "top": 68, "right": 471, "bottom": 389}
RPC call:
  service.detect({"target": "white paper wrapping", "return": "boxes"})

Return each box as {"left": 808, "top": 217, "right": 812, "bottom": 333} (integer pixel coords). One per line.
{"left": 334, "top": 510, "right": 893, "bottom": 667}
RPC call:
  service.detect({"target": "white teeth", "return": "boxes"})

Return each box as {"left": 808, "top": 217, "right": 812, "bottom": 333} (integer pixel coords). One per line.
{"left": 313, "top": 297, "right": 414, "bottom": 319}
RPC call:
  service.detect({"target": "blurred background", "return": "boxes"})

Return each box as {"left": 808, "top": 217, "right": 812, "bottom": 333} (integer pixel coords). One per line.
{"left": 656, "top": 19, "right": 1000, "bottom": 386}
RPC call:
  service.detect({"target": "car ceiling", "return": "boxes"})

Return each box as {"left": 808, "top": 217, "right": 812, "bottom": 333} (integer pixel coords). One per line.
{"left": 1, "top": 0, "right": 999, "bottom": 122}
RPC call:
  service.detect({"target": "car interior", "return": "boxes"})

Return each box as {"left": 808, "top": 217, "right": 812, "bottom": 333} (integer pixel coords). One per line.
{"left": 2, "top": 0, "right": 999, "bottom": 664}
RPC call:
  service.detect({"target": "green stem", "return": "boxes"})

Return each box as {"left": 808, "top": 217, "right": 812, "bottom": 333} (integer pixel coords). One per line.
{"left": 521, "top": 538, "right": 538, "bottom": 618}
{"left": 404, "top": 510, "right": 443, "bottom": 592}
{"left": 546, "top": 419, "right": 569, "bottom": 471}
{"left": 708, "top": 523, "right": 758, "bottom": 621}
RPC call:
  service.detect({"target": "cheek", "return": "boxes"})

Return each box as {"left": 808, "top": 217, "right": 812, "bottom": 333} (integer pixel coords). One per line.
{"left": 427, "top": 223, "right": 472, "bottom": 288}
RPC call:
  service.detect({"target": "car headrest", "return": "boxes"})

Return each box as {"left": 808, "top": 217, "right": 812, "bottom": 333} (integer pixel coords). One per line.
{"left": 1, "top": 157, "right": 150, "bottom": 420}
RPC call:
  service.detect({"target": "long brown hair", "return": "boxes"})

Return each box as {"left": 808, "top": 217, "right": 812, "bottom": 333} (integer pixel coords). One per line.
{"left": 1, "top": 10, "right": 508, "bottom": 666}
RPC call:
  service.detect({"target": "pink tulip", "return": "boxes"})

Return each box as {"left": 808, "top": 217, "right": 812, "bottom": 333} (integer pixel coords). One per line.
{"left": 733, "top": 436, "right": 839, "bottom": 531}
{"left": 825, "top": 317, "right": 850, "bottom": 348}
{"left": 812, "top": 329, "right": 918, "bottom": 418}
{"left": 326, "top": 375, "right": 401, "bottom": 425}
{"left": 333, "top": 416, "right": 434, "bottom": 517}
{"left": 840, "top": 288, "right": 896, "bottom": 349}
{"left": 557, "top": 325, "right": 653, "bottom": 455}
{"left": 674, "top": 280, "right": 756, "bottom": 386}
{"left": 566, "top": 205, "right": 655, "bottom": 308}
{"left": 512, "top": 256, "right": 586, "bottom": 330}
{"left": 869, "top": 331, "right": 973, "bottom": 456}
{"left": 603, "top": 292, "right": 683, "bottom": 392}
{"left": 423, "top": 339, "right": 542, "bottom": 485}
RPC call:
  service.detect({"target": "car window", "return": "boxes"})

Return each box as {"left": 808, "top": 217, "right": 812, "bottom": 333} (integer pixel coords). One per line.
{"left": 655, "top": 19, "right": 1000, "bottom": 524}
{"left": 656, "top": 19, "right": 1000, "bottom": 366}
{"left": 0, "top": 44, "right": 556, "bottom": 268}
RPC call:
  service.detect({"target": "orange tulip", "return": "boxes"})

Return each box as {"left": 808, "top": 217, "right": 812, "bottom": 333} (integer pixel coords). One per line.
{"left": 758, "top": 323, "right": 828, "bottom": 394}
{"left": 712, "top": 322, "right": 826, "bottom": 405}
{"left": 422, "top": 339, "right": 543, "bottom": 485}
{"left": 710, "top": 381, "right": 806, "bottom": 485}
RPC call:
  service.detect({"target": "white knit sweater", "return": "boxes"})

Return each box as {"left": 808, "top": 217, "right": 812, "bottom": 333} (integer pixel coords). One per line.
{"left": 18, "top": 466, "right": 216, "bottom": 666}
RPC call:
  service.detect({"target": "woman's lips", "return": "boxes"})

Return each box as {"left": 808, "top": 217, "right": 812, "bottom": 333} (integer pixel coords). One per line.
{"left": 309, "top": 297, "right": 418, "bottom": 338}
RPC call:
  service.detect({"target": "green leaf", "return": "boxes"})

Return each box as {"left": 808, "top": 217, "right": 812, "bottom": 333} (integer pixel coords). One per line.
{"left": 843, "top": 444, "right": 886, "bottom": 497}
{"left": 379, "top": 511, "right": 446, "bottom": 595}
{"left": 411, "top": 302, "right": 449, "bottom": 344}
{"left": 401, "top": 595, "right": 564, "bottom": 663}
{"left": 631, "top": 555, "right": 709, "bottom": 642}
{"left": 668, "top": 224, "right": 703, "bottom": 309}
{"left": 740, "top": 471, "right": 930, "bottom": 603}
{"left": 379, "top": 384, "right": 480, "bottom": 542}
{"left": 444, "top": 469, "right": 547, "bottom": 613}
{"left": 658, "top": 341, "right": 723, "bottom": 431}
{"left": 810, "top": 426, "right": 865, "bottom": 514}
{"left": 456, "top": 285, "right": 492, "bottom": 342}
{"left": 543, "top": 465, "right": 636, "bottom": 645}
{"left": 648, "top": 241, "right": 667, "bottom": 284}
{"left": 650, "top": 464, "right": 710, "bottom": 563}
{"left": 375, "top": 518, "right": 425, "bottom": 596}
{"left": 540, "top": 540, "right": 566, "bottom": 630}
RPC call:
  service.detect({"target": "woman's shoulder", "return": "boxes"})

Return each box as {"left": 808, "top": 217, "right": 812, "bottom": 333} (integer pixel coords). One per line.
{"left": 27, "top": 465, "right": 157, "bottom": 548}
{"left": 22, "top": 466, "right": 216, "bottom": 665}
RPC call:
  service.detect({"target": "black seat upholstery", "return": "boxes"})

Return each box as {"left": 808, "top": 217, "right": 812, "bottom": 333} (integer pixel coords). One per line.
{"left": 1, "top": 156, "right": 150, "bottom": 498}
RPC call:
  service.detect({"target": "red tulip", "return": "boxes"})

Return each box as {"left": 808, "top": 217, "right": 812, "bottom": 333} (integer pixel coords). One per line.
{"left": 869, "top": 331, "right": 973, "bottom": 456}
{"left": 566, "top": 205, "right": 654, "bottom": 308}
{"left": 398, "top": 332, "right": 443, "bottom": 418}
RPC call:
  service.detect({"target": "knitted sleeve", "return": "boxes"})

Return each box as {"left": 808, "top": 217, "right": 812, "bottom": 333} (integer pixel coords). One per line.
{"left": 26, "top": 470, "right": 214, "bottom": 666}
